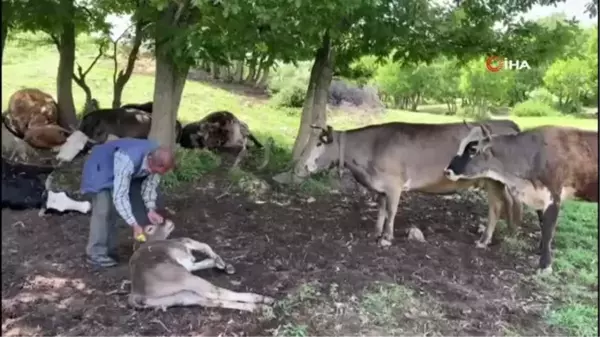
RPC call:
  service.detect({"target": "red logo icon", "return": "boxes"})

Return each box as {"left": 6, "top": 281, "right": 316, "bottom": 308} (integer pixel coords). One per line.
{"left": 485, "top": 56, "right": 504, "bottom": 72}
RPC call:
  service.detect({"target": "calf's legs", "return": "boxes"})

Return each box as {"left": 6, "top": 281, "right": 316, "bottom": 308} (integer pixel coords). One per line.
{"left": 131, "top": 290, "right": 265, "bottom": 312}
{"left": 378, "top": 189, "right": 402, "bottom": 247}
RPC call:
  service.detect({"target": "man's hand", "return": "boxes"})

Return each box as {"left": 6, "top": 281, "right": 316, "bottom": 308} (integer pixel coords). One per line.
{"left": 132, "top": 224, "right": 145, "bottom": 242}
{"left": 148, "top": 210, "right": 164, "bottom": 225}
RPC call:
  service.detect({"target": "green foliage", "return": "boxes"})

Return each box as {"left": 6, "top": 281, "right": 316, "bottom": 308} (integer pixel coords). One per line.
{"left": 427, "top": 58, "right": 461, "bottom": 114}
{"left": 459, "top": 58, "right": 514, "bottom": 113}
{"left": 527, "top": 87, "right": 558, "bottom": 105}
{"left": 161, "top": 148, "right": 221, "bottom": 189}
{"left": 374, "top": 60, "right": 435, "bottom": 111}
{"left": 268, "top": 62, "right": 311, "bottom": 108}
{"left": 543, "top": 57, "right": 593, "bottom": 113}
{"left": 511, "top": 99, "right": 561, "bottom": 117}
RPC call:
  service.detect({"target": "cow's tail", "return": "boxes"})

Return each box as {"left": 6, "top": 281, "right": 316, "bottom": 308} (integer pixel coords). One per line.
{"left": 248, "top": 133, "right": 263, "bottom": 148}
{"left": 257, "top": 137, "right": 274, "bottom": 170}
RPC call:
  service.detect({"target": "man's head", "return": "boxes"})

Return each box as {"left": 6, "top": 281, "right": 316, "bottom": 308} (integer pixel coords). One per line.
{"left": 147, "top": 146, "right": 176, "bottom": 174}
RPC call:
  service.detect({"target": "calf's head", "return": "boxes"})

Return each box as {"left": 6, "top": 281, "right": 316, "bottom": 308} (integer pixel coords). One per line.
{"left": 144, "top": 219, "right": 176, "bottom": 242}
{"left": 304, "top": 125, "right": 340, "bottom": 173}
{"left": 444, "top": 124, "right": 504, "bottom": 182}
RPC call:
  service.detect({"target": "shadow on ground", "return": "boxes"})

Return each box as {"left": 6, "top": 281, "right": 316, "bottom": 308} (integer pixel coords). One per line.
{"left": 2, "top": 171, "right": 560, "bottom": 336}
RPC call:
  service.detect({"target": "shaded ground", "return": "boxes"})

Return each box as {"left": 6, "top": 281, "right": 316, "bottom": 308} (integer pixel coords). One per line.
{"left": 2, "top": 171, "right": 561, "bottom": 336}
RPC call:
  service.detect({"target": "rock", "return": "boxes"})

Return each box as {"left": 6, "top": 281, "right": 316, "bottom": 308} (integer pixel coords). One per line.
{"left": 407, "top": 227, "right": 426, "bottom": 242}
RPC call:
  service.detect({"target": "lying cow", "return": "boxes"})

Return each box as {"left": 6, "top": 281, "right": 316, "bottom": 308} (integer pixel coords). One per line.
{"left": 303, "top": 121, "right": 523, "bottom": 247}
{"left": 56, "top": 107, "right": 180, "bottom": 162}
{"left": 4, "top": 88, "right": 74, "bottom": 150}
{"left": 180, "top": 111, "right": 270, "bottom": 168}
{"left": 444, "top": 125, "right": 598, "bottom": 274}
{"left": 120, "top": 101, "right": 183, "bottom": 143}
{"left": 5, "top": 88, "right": 59, "bottom": 137}
{"left": 128, "top": 219, "right": 275, "bottom": 312}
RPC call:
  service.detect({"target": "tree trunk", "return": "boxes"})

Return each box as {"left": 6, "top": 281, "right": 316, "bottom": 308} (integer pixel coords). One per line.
{"left": 235, "top": 60, "right": 244, "bottom": 83}
{"left": 256, "top": 66, "right": 270, "bottom": 88}
{"left": 245, "top": 57, "right": 257, "bottom": 83}
{"left": 1, "top": 22, "right": 8, "bottom": 65}
{"left": 149, "top": 49, "right": 188, "bottom": 148}
{"left": 289, "top": 30, "right": 334, "bottom": 177}
{"left": 112, "top": 19, "right": 144, "bottom": 108}
{"left": 56, "top": 0, "right": 77, "bottom": 128}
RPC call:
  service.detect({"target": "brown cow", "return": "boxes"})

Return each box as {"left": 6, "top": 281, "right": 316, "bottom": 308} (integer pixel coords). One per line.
{"left": 444, "top": 125, "right": 598, "bottom": 274}
{"left": 6, "top": 88, "right": 59, "bottom": 138}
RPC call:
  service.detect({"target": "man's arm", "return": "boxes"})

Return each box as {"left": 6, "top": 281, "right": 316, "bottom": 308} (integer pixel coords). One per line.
{"left": 141, "top": 173, "right": 161, "bottom": 211}
{"left": 112, "top": 151, "right": 138, "bottom": 226}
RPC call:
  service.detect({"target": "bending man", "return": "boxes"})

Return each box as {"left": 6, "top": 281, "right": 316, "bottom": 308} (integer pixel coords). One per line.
{"left": 80, "top": 138, "right": 175, "bottom": 268}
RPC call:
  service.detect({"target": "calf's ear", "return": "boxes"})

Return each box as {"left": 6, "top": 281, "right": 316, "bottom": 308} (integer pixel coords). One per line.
{"left": 145, "top": 225, "right": 156, "bottom": 235}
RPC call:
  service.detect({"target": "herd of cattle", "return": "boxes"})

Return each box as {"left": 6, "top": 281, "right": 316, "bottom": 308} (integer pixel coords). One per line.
{"left": 2, "top": 88, "right": 268, "bottom": 167}
{"left": 1, "top": 87, "right": 598, "bottom": 310}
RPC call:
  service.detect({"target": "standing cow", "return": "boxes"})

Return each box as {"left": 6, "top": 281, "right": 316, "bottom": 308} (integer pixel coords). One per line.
{"left": 444, "top": 124, "right": 598, "bottom": 274}
{"left": 303, "top": 121, "right": 524, "bottom": 247}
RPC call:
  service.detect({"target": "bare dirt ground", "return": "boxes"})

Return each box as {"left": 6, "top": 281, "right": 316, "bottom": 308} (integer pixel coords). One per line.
{"left": 2, "top": 170, "right": 561, "bottom": 336}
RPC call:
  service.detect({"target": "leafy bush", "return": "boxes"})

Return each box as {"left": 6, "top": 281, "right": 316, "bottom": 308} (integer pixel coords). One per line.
{"left": 161, "top": 148, "right": 221, "bottom": 189}
{"left": 511, "top": 99, "right": 562, "bottom": 117}
{"left": 271, "top": 81, "right": 307, "bottom": 108}
{"left": 527, "top": 87, "right": 558, "bottom": 105}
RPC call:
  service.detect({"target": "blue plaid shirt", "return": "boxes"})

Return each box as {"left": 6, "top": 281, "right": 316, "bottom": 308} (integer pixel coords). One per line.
{"left": 112, "top": 150, "right": 161, "bottom": 226}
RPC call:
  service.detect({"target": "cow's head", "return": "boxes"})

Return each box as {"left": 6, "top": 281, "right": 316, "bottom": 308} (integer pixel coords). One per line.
{"left": 444, "top": 123, "right": 504, "bottom": 182}
{"left": 304, "top": 124, "right": 340, "bottom": 173}
{"left": 144, "top": 218, "right": 175, "bottom": 242}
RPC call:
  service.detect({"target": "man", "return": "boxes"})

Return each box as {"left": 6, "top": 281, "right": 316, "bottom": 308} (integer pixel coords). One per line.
{"left": 81, "top": 138, "right": 175, "bottom": 267}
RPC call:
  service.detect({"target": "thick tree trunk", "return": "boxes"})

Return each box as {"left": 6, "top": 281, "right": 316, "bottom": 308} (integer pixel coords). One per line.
{"left": 245, "top": 57, "right": 257, "bottom": 83}
{"left": 56, "top": 0, "right": 77, "bottom": 128}
{"left": 149, "top": 50, "right": 188, "bottom": 148}
{"left": 288, "top": 31, "right": 334, "bottom": 178}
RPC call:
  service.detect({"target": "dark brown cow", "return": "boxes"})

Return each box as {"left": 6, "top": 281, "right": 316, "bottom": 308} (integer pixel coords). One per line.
{"left": 444, "top": 125, "right": 598, "bottom": 274}
{"left": 120, "top": 102, "right": 183, "bottom": 143}
{"left": 180, "top": 111, "right": 267, "bottom": 168}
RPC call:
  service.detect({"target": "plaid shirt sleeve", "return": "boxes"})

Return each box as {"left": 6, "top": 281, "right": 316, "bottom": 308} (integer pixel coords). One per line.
{"left": 112, "top": 150, "right": 137, "bottom": 226}
{"left": 141, "top": 173, "right": 161, "bottom": 210}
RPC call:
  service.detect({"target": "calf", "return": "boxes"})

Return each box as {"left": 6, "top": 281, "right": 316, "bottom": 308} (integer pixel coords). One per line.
{"left": 303, "top": 121, "right": 523, "bottom": 247}
{"left": 444, "top": 125, "right": 598, "bottom": 274}
{"left": 180, "top": 111, "right": 269, "bottom": 168}
{"left": 128, "top": 219, "right": 274, "bottom": 312}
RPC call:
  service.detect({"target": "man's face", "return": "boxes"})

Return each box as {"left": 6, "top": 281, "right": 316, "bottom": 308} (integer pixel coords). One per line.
{"left": 148, "top": 161, "right": 173, "bottom": 175}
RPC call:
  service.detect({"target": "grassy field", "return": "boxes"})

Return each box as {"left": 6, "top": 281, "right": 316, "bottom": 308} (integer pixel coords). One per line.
{"left": 2, "top": 33, "right": 598, "bottom": 336}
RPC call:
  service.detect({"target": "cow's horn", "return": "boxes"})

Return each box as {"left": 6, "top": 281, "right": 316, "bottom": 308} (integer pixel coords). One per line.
{"left": 480, "top": 123, "right": 492, "bottom": 139}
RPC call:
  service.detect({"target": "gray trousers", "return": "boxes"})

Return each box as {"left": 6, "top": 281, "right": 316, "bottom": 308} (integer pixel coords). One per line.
{"left": 86, "top": 179, "right": 158, "bottom": 258}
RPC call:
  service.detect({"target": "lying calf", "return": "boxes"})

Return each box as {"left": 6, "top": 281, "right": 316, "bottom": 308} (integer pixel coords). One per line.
{"left": 128, "top": 219, "right": 275, "bottom": 312}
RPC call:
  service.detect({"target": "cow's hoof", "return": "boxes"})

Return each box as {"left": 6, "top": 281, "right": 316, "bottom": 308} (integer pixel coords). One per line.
{"left": 378, "top": 238, "right": 392, "bottom": 247}
{"left": 474, "top": 240, "right": 488, "bottom": 249}
{"left": 536, "top": 266, "right": 552, "bottom": 276}
{"left": 224, "top": 263, "right": 236, "bottom": 275}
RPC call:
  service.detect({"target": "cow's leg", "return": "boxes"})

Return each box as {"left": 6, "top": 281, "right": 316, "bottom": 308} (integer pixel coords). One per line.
{"left": 538, "top": 200, "right": 560, "bottom": 274}
{"left": 372, "top": 194, "right": 387, "bottom": 239}
{"left": 183, "top": 239, "right": 235, "bottom": 274}
{"left": 476, "top": 182, "right": 504, "bottom": 248}
{"left": 232, "top": 138, "right": 248, "bottom": 168}
{"left": 379, "top": 189, "right": 401, "bottom": 247}
{"left": 183, "top": 274, "right": 275, "bottom": 304}
{"left": 130, "top": 291, "right": 262, "bottom": 312}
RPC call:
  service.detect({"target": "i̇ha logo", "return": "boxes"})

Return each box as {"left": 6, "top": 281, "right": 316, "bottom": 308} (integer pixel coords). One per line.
{"left": 485, "top": 56, "right": 531, "bottom": 72}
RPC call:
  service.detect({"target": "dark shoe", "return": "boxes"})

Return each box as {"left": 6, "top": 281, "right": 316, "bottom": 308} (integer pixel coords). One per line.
{"left": 108, "top": 251, "right": 120, "bottom": 262}
{"left": 87, "top": 255, "right": 118, "bottom": 268}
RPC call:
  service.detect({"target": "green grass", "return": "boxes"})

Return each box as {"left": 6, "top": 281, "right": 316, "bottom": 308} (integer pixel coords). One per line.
{"left": 3, "top": 33, "right": 598, "bottom": 335}
{"left": 542, "top": 201, "right": 599, "bottom": 337}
